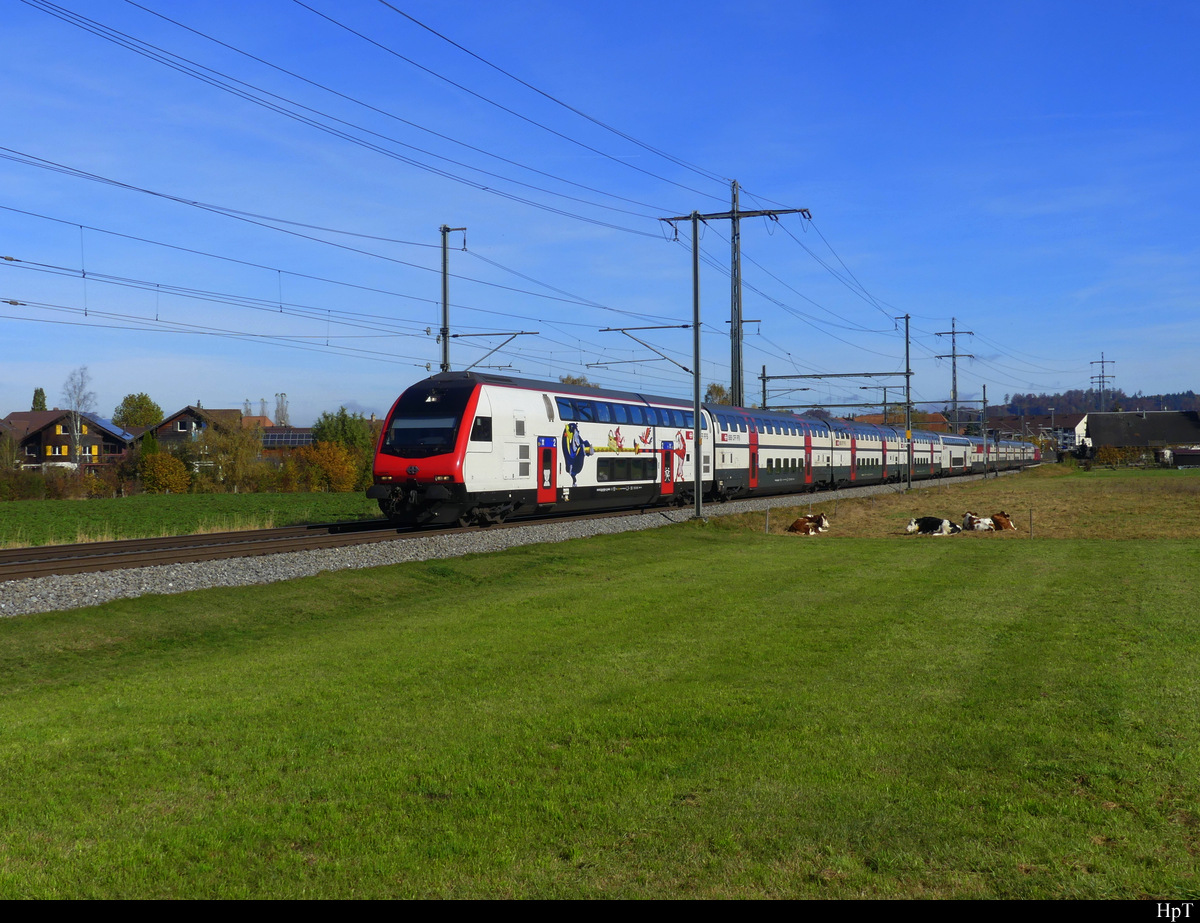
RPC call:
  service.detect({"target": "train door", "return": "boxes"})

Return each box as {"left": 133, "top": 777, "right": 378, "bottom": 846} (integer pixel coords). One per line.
{"left": 881, "top": 436, "right": 888, "bottom": 481}
{"left": 537, "top": 436, "right": 556, "bottom": 504}
{"left": 660, "top": 441, "right": 675, "bottom": 496}
{"left": 804, "top": 431, "right": 813, "bottom": 486}
{"left": 850, "top": 435, "right": 858, "bottom": 483}
{"left": 748, "top": 426, "right": 759, "bottom": 490}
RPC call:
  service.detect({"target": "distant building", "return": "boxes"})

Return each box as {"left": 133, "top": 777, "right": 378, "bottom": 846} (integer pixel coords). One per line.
{"left": 1077, "top": 411, "right": 1200, "bottom": 462}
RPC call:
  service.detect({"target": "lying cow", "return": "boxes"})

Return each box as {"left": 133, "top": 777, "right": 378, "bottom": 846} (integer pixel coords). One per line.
{"left": 787, "top": 513, "right": 830, "bottom": 535}
{"left": 963, "top": 511, "right": 996, "bottom": 532}
{"left": 906, "top": 516, "right": 962, "bottom": 536}
{"left": 991, "top": 511, "right": 1017, "bottom": 531}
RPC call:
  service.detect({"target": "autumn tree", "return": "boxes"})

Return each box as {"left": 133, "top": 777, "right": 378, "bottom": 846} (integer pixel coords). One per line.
{"left": 31, "top": 387, "right": 47, "bottom": 411}
{"left": 139, "top": 453, "right": 190, "bottom": 493}
{"left": 298, "top": 441, "right": 358, "bottom": 492}
{"left": 559, "top": 374, "right": 599, "bottom": 388}
{"left": 704, "top": 383, "right": 732, "bottom": 404}
{"left": 311, "top": 407, "right": 378, "bottom": 489}
{"left": 312, "top": 407, "right": 375, "bottom": 455}
{"left": 113, "top": 393, "right": 164, "bottom": 429}
{"left": 198, "top": 422, "right": 263, "bottom": 492}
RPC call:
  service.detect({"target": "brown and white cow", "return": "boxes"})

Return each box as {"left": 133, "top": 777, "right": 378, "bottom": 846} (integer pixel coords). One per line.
{"left": 787, "top": 513, "right": 830, "bottom": 535}
{"left": 991, "top": 511, "right": 1017, "bottom": 531}
{"left": 963, "top": 511, "right": 996, "bottom": 532}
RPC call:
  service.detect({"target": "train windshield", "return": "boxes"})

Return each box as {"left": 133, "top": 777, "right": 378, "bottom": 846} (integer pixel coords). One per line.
{"left": 380, "top": 382, "right": 474, "bottom": 458}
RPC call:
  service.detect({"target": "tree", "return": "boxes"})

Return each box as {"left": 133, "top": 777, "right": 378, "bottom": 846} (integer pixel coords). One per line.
{"left": 704, "top": 382, "right": 732, "bottom": 404}
{"left": 559, "top": 374, "right": 599, "bottom": 388}
{"left": 61, "top": 366, "right": 96, "bottom": 465}
{"left": 113, "top": 393, "right": 164, "bottom": 429}
{"left": 298, "top": 441, "right": 358, "bottom": 492}
{"left": 0, "top": 432, "right": 18, "bottom": 469}
{"left": 312, "top": 407, "right": 378, "bottom": 490}
{"left": 311, "top": 407, "right": 375, "bottom": 455}
{"left": 139, "top": 453, "right": 191, "bottom": 494}
{"left": 31, "top": 387, "right": 47, "bottom": 411}
{"left": 198, "top": 422, "right": 263, "bottom": 492}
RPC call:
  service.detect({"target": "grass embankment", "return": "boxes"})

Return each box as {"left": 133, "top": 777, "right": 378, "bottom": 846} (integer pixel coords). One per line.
{"left": 0, "top": 467, "right": 1197, "bottom": 897}
{"left": 716, "top": 465, "right": 1200, "bottom": 540}
{"left": 0, "top": 491, "right": 380, "bottom": 547}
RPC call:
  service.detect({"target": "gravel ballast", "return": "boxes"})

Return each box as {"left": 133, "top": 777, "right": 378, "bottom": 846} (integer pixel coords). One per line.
{"left": 1, "top": 475, "right": 1011, "bottom": 618}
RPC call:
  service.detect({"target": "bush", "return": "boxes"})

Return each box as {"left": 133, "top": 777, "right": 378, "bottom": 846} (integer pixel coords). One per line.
{"left": 0, "top": 469, "right": 48, "bottom": 502}
{"left": 140, "top": 453, "right": 191, "bottom": 494}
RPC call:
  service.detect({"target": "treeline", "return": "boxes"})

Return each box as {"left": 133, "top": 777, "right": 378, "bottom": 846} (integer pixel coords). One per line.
{"left": 993, "top": 389, "right": 1200, "bottom": 417}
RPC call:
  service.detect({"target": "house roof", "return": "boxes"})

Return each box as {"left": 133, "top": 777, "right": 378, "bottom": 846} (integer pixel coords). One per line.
{"left": 81, "top": 413, "right": 136, "bottom": 442}
{"left": 159, "top": 406, "right": 243, "bottom": 432}
{"left": 0, "top": 410, "right": 134, "bottom": 445}
{"left": 1, "top": 410, "right": 64, "bottom": 436}
{"left": 261, "top": 426, "right": 313, "bottom": 449}
{"left": 1084, "top": 411, "right": 1200, "bottom": 447}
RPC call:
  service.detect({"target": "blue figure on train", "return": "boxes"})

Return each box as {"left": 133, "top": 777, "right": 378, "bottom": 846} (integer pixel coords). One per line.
{"left": 561, "top": 422, "right": 594, "bottom": 486}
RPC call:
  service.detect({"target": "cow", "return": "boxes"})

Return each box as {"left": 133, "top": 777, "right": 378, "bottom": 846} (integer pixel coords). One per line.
{"left": 906, "top": 517, "right": 961, "bottom": 536}
{"left": 787, "top": 513, "right": 830, "bottom": 535}
{"left": 963, "top": 511, "right": 996, "bottom": 532}
{"left": 991, "top": 511, "right": 1017, "bottom": 531}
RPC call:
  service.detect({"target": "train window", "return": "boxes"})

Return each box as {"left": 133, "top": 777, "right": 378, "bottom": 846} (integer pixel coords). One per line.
{"left": 470, "top": 416, "right": 492, "bottom": 442}
{"left": 684, "top": 411, "right": 695, "bottom": 428}
{"left": 575, "top": 401, "right": 595, "bottom": 422}
{"left": 596, "top": 403, "right": 612, "bottom": 424}
{"left": 515, "top": 419, "right": 526, "bottom": 437}
{"left": 597, "top": 457, "right": 656, "bottom": 482}
{"left": 699, "top": 414, "right": 707, "bottom": 430}
{"left": 555, "top": 397, "right": 574, "bottom": 421}
{"left": 628, "top": 405, "right": 647, "bottom": 426}
{"left": 613, "top": 404, "right": 629, "bottom": 424}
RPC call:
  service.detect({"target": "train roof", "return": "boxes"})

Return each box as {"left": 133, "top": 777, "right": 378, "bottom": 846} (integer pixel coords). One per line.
{"left": 418, "top": 372, "right": 1027, "bottom": 446}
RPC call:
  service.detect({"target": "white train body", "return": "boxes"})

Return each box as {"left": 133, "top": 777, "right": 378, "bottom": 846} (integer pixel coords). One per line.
{"left": 368, "top": 372, "right": 1037, "bottom": 525}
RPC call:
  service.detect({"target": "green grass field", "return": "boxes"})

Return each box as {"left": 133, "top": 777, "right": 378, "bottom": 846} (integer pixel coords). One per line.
{"left": 0, "top": 491, "right": 381, "bottom": 547}
{"left": 0, "top": 468, "right": 1197, "bottom": 897}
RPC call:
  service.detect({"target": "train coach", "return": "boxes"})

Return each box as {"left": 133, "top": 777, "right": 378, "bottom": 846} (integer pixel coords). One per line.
{"left": 367, "top": 371, "right": 1037, "bottom": 526}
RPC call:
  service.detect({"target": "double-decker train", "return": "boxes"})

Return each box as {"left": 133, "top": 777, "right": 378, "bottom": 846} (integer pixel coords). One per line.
{"left": 368, "top": 371, "right": 1038, "bottom": 526}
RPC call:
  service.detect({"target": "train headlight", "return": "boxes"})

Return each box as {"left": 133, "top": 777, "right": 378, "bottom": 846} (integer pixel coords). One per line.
{"left": 434, "top": 475, "right": 453, "bottom": 482}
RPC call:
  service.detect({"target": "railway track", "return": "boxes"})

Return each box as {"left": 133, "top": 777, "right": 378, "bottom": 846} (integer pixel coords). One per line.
{"left": 0, "top": 507, "right": 658, "bottom": 583}
{"left": 0, "top": 518, "right": 412, "bottom": 582}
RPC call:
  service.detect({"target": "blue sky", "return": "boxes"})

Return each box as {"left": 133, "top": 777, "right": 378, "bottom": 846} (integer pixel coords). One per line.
{"left": 2, "top": 1, "right": 1197, "bottom": 425}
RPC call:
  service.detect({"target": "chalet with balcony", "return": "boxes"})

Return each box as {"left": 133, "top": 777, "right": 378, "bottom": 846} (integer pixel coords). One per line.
{"left": 0, "top": 410, "right": 135, "bottom": 470}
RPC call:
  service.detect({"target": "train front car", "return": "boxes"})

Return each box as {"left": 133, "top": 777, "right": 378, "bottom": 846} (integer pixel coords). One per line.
{"left": 368, "top": 374, "right": 480, "bottom": 525}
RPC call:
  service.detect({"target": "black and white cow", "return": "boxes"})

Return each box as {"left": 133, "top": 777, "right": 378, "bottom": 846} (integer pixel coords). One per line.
{"left": 906, "top": 516, "right": 962, "bottom": 536}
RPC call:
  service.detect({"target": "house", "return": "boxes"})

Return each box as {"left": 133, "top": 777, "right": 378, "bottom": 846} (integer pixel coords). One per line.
{"left": 151, "top": 406, "right": 243, "bottom": 447}
{"left": 1077, "top": 411, "right": 1200, "bottom": 462}
{"left": 0, "top": 410, "right": 135, "bottom": 470}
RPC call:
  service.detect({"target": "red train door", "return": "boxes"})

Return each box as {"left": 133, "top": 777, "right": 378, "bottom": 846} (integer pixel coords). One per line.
{"left": 804, "top": 432, "right": 813, "bottom": 486}
{"left": 537, "top": 436, "right": 556, "bottom": 503}
{"left": 660, "top": 441, "right": 675, "bottom": 496}
{"left": 881, "top": 436, "right": 888, "bottom": 480}
{"left": 849, "top": 435, "right": 858, "bottom": 482}
{"left": 748, "top": 427, "right": 759, "bottom": 489}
